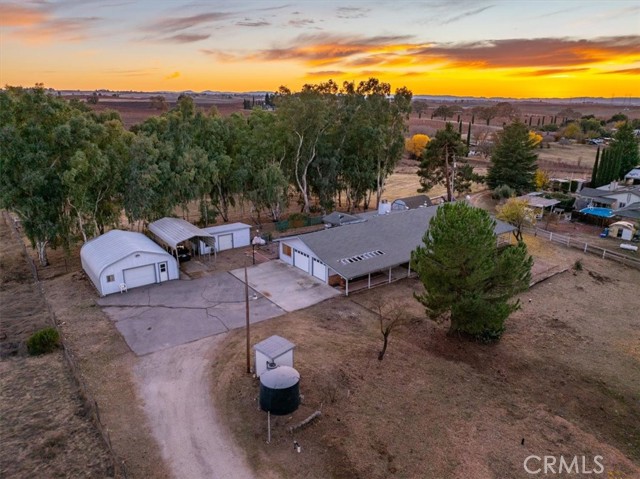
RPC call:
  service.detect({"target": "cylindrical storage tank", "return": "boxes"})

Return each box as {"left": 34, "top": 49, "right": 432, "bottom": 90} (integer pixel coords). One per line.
{"left": 259, "top": 366, "right": 300, "bottom": 416}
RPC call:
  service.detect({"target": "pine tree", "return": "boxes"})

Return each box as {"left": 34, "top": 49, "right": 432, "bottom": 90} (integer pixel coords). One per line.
{"left": 486, "top": 121, "right": 538, "bottom": 194}
{"left": 412, "top": 202, "right": 532, "bottom": 341}
{"left": 591, "top": 147, "right": 600, "bottom": 187}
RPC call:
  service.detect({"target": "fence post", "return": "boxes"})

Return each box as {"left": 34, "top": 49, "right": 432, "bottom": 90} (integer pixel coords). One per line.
{"left": 602, "top": 250, "right": 606, "bottom": 259}
{"left": 550, "top": 232, "right": 553, "bottom": 242}
{"left": 583, "top": 243, "right": 588, "bottom": 253}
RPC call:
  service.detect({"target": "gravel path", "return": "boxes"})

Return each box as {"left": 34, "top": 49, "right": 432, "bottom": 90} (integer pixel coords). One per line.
{"left": 135, "top": 334, "right": 255, "bottom": 479}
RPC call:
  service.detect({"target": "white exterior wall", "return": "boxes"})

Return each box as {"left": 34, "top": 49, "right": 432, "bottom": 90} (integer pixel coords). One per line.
{"left": 97, "top": 252, "right": 178, "bottom": 296}
{"left": 279, "top": 238, "right": 329, "bottom": 283}
{"left": 200, "top": 224, "right": 251, "bottom": 253}
{"left": 255, "top": 349, "right": 294, "bottom": 378}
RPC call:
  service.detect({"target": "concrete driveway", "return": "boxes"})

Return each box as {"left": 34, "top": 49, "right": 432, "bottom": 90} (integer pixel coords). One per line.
{"left": 97, "top": 271, "right": 284, "bottom": 356}
{"left": 230, "top": 260, "right": 340, "bottom": 312}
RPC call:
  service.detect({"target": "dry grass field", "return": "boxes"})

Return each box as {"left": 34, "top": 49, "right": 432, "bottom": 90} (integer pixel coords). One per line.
{"left": 0, "top": 214, "right": 114, "bottom": 479}
{"left": 212, "top": 243, "right": 640, "bottom": 479}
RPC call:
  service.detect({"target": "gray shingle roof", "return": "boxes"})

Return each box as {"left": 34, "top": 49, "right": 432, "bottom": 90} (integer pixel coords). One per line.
{"left": 292, "top": 206, "right": 515, "bottom": 280}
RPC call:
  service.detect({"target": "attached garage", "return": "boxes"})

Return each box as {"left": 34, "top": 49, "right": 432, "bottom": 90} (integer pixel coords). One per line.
{"left": 81, "top": 230, "right": 179, "bottom": 296}
{"left": 200, "top": 223, "right": 251, "bottom": 253}
{"left": 293, "top": 250, "right": 310, "bottom": 273}
{"left": 312, "top": 258, "right": 326, "bottom": 281}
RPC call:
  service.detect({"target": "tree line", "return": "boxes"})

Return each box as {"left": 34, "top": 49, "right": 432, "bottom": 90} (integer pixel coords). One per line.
{"left": 0, "top": 80, "right": 411, "bottom": 265}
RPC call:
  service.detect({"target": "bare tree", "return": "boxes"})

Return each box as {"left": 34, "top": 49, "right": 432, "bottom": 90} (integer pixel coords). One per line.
{"left": 375, "top": 301, "right": 409, "bottom": 361}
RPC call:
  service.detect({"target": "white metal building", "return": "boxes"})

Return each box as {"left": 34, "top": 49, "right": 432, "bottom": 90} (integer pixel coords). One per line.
{"left": 81, "top": 230, "right": 179, "bottom": 296}
{"left": 198, "top": 222, "right": 251, "bottom": 253}
{"left": 148, "top": 217, "right": 216, "bottom": 259}
{"left": 253, "top": 335, "right": 296, "bottom": 377}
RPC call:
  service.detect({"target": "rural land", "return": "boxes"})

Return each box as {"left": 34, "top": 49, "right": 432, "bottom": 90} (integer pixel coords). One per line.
{"left": 1, "top": 91, "right": 639, "bottom": 479}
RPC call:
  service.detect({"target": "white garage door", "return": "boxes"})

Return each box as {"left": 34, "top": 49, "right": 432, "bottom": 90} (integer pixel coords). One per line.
{"left": 312, "top": 258, "right": 326, "bottom": 281}
{"left": 123, "top": 264, "right": 156, "bottom": 289}
{"left": 293, "top": 250, "right": 310, "bottom": 273}
{"left": 217, "top": 234, "right": 233, "bottom": 251}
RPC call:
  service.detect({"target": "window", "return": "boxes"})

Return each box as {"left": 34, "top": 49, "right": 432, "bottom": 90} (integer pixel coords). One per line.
{"left": 282, "top": 244, "right": 292, "bottom": 257}
{"left": 619, "top": 202, "right": 626, "bottom": 208}
{"left": 159, "top": 263, "right": 167, "bottom": 273}
{"left": 106, "top": 274, "right": 115, "bottom": 282}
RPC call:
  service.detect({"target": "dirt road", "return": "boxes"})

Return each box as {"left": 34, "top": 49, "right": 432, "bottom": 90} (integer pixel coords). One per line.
{"left": 135, "top": 334, "right": 255, "bottom": 479}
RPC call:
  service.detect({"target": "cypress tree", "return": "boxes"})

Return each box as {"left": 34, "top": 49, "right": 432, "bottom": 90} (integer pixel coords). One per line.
{"left": 458, "top": 121, "right": 463, "bottom": 135}
{"left": 591, "top": 146, "right": 600, "bottom": 187}
{"left": 471, "top": 114, "right": 475, "bottom": 125}
{"left": 466, "top": 121, "right": 472, "bottom": 149}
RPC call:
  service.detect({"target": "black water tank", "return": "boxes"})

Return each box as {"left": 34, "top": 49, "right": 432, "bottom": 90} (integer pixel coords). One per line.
{"left": 259, "top": 366, "right": 300, "bottom": 415}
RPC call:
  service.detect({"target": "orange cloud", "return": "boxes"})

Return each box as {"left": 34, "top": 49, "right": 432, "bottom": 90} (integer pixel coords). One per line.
{"left": 0, "top": 3, "right": 48, "bottom": 27}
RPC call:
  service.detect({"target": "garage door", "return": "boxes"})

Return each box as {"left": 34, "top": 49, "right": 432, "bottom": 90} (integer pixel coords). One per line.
{"left": 293, "top": 250, "right": 310, "bottom": 273}
{"left": 123, "top": 264, "right": 156, "bottom": 289}
{"left": 217, "top": 233, "right": 233, "bottom": 251}
{"left": 312, "top": 258, "right": 326, "bottom": 281}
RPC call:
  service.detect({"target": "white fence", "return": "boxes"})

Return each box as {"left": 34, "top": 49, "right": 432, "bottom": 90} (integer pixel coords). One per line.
{"left": 524, "top": 227, "right": 640, "bottom": 270}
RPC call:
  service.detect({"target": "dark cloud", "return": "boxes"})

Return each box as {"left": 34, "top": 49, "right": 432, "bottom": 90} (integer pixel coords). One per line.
{"left": 144, "top": 12, "right": 229, "bottom": 34}
{"left": 510, "top": 67, "right": 591, "bottom": 77}
{"left": 288, "top": 18, "right": 316, "bottom": 27}
{"left": 440, "top": 5, "right": 493, "bottom": 25}
{"left": 236, "top": 20, "right": 270, "bottom": 27}
{"left": 162, "top": 33, "right": 210, "bottom": 43}
{"left": 416, "top": 36, "right": 640, "bottom": 68}
{"left": 601, "top": 67, "right": 640, "bottom": 75}
{"left": 336, "top": 7, "right": 370, "bottom": 19}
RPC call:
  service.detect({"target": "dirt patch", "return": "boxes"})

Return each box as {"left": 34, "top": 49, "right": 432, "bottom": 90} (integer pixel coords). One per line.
{"left": 212, "top": 245, "right": 640, "bottom": 478}
{"left": 0, "top": 213, "right": 114, "bottom": 478}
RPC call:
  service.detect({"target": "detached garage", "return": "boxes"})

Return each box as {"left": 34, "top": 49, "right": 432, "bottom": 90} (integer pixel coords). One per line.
{"left": 81, "top": 230, "right": 179, "bottom": 296}
{"left": 199, "top": 223, "right": 251, "bottom": 253}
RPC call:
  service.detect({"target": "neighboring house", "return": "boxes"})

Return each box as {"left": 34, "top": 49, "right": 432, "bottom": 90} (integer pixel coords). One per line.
{"left": 575, "top": 184, "right": 640, "bottom": 211}
{"left": 624, "top": 167, "right": 640, "bottom": 186}
{"left": 514, "top": 193, "right": 560, "bottom": 219}
{"left": 148, "top": 217, "right": 216, "bottom": 259}
{"left": 198, "top": 223, "right": 251, "bottom": 253}
{"left": 323, "top": 211, "right": 366, "bottom": 227}
{"left": 81, "top": 230, "right": 179, "bottom": 296}
{"left": 277, "top": 206, "right": 515, "bottom": 295}
{"left": 391, "top": 194, "right": 433, "bottom": 211}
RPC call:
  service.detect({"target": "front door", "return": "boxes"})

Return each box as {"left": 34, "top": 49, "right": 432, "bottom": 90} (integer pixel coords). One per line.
{"left": 159, "top": 262, "right": 169, "bottom": 282}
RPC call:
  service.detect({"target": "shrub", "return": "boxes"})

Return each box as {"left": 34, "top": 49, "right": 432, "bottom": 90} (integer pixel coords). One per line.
{"left": 26, "top": 327, "right": 60, "bottom": 355}
{"left": 573, "top": 259, "right": 583, "bottom": 271}
{"left": 491, "top": 184, "right": 515, "bottom": 200}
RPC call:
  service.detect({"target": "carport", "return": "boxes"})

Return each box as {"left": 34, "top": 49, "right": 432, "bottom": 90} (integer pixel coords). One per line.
{"left": 148, "top": 217, "right": 216, "bottom": 261}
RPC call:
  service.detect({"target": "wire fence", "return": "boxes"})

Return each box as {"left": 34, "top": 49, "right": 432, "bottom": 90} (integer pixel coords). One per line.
{"left": 523, "top": 226, "right": 640, "bottom": 270}
{"left": 4, "top": 211, "right": 128, "bottom": 479}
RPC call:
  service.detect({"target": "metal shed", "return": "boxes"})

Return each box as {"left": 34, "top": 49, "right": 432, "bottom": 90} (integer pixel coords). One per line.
{"left": 253, "top": 335, "right": 296, "bottom": 377}
{"left": 148, "top": 217, "right": 215, "bottom": 259}
{"left": 198, "top": 222, "right": 251, "bottom": 253}
{"left": 80, "top": 230, "right": 179, "bottom": 296}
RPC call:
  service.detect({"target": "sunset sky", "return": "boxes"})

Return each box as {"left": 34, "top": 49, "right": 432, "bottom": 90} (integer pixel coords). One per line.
{"left": 1, "top": 0, "right": 639, "bottom": 98}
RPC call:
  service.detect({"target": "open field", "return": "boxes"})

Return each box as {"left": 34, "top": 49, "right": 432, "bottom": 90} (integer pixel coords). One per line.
{"left": 212, "top": 242, "right": 640, "bottom": 479}
{"left": 0, "top": 213, "right": 114, "bottom": 479}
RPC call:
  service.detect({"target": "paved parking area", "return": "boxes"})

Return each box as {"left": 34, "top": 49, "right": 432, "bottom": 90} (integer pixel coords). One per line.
{"left": 97, "top": 271, "right": 284, "bottom": 356}
{"left": 230, "top": 260, "right": 340, "bottom": 312}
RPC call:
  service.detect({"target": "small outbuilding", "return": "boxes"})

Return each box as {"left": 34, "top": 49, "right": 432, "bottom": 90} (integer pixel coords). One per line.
{"left": 148, "top": 217, "right": 215, "bottom": 259}
{"left": 608, "top": 221, "right": 636, "bottom": 241}
{"left": 197, "top": 222, "right": 251, "bottom": 254}
{"left": 391, "top": 194, "right": 433, "bottom": 211}
{"left": 81, "top": 230, "right": 179, "bottom": 296}
{"left": 253, "top": 335, "right": 296, "bottom": 377}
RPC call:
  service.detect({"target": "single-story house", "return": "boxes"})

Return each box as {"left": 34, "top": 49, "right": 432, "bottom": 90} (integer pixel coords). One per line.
{"left": 607, "top": 221, "right": 636, "bottom": 241}
{"left": 575, "top": 184, "right": 640, "bottom": 210}
{"left": 514, "top": 193, "right": 561, "bottom": 219}
{"left": 81, "top": 230, "right": 179, "bottom": 296}
{"left": 196, "top": 222, "right": 251, "bottom": 254}
{"left": 391, "top": 194, "right": 433, "bottom": 211}
{"left": 148, "top": 217, "right": 216, "bottom": 259}
{"left": 624, "top": 167, "right": 640, "bottom": 185}
{"left": 277, "top": 205, "right": 515, "bottom": 295}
